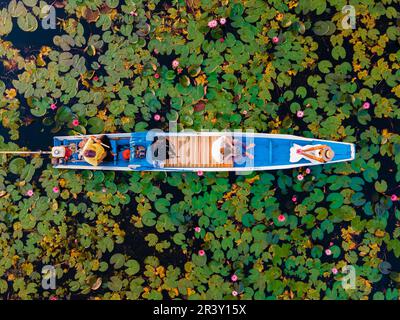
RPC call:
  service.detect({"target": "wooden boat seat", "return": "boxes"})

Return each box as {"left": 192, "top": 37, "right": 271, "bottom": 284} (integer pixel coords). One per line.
{"left": 164, "top": 135, "right": 233, "bottom": 168}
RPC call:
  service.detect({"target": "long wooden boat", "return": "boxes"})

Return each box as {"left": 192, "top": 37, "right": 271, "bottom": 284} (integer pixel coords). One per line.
{"left": 51, "top": 132, "right": 355, "bottom": 172}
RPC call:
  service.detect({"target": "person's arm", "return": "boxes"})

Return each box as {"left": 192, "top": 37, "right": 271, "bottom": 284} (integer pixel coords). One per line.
{"left": 300, "top": 152, "right": 325, "bottom": 163}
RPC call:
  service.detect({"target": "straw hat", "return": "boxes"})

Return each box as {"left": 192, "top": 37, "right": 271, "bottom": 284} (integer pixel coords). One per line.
{"left": 322, "top": 147, "right": 335, "bottom": 161}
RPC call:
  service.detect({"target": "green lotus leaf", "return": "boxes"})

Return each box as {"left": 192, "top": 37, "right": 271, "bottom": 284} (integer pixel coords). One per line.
{"left": 9, "top": 157, "right": 26, "bottom": 175}
{"left": 374, "top": 180, "right": 388, "bottom": 193}
{"left": 106, "top": 0, "right": 119, "bottom": 9}
{"left": 0, "top": 81, "right": 5, "bottom": 96}
{"left": 17, "top": 12, "right": 38, "bottom": 32}
{"left": 8, "top": 0, "right": 27, "bottom": 17}
{"left": 109, "top": 253, "right": 124, "bottom": 269}
{"left": 0, "top": 9, "right": 13, "bottom": 35}
{"left": 142, "top": 212, "right": 157, "bottom": 227}
{"left": 125, "top": 259, "right": 140, "bottom": 276}
{"left": 87, "top": 117, "right": 105, "bottom": 134}
{"left": 22, "top": 0, "right": 37, "bottom": 7}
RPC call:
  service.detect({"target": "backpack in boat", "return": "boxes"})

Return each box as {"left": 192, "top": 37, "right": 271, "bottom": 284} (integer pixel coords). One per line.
{"left": 135, "top": 145, "right": 146, "bottom": 159}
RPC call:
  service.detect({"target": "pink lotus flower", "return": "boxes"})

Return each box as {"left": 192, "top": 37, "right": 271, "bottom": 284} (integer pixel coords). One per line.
{"left": 93, "top": 76, "right": 99, "bottom": 81}
{"left": 231, "top": 274, "right": 238, "bottom": 282}
{"left": 232, "top": 290, "right": 238, "bottom": 296}
{"left": 297, "top": 110, "right": 304, "bottom": 118}
{"left": 362, "top": 102, "right": 370, "bottom": 110}
{"left": 329, "top": 242, "right": 334, "bottom": 246}
{"left": 154, "top": 114, "right": 161, "bottom": 121}
{"left": 325, "top": 249, "right": 332, "bottom": 256}
{"left": 53, "top": 186, "right": 59, "bottom": 193}
{"left": 172, "top": 60, "right": 179, "bottom": 68}
{"left": 197, "top": 170, "right": 203, "bottom": 176}
{"left": 50, "top": 103, "right": 57, "bottom": 110}
{"left": 332, "top": 268, "right": 338, "bottom": 275}
{"left": 242, "top": 110, "right": 248, "bottom": 115}
{"left": 130, "top": 11, "right": 137, "bottom": 16}
{"left": 102, "top": 187, "right": 107, "bottom": 193}
{"left": 72, "top": 119, "right": 79, "bottom": 127}
{"left": 391, "top": 194, "right": 398, "bottom": 201}
{"left": 297, "top": 174, "right": 304, "bottom": 181}
{"left": 194, "top": 227, "right": 201, "bottom": 233}
{"left": 177, "top": 67, "right": 183, "bottom": 74}
{"left": 26, "top": 189, "right": 34, "bottom": 197}
{"left": 272, "top": 36, "right": 279, "bottom": 44}
{"left": 208, "top": 20, "right": 218, "bottom": 28}
{"left": 154, "top": 73, "right": 160, "bottom": 79}
{"left": 219, "top": 18, "right": 227, "bottom": 25}
{"left": 278, "top": 214, "right": 286, "bottom": 222}
{"left": 153, "top": 49, "right": 159, "bottom": 54}
{"left": 219, "top": 38, "right": 224, "bottom": 43}
{"left": 49, "top": 296, "right": 58, "bottom": 301}
{"left": 198, "top": 250, "right": 205, "bottom": 256}
{"left": 291, "top": 195, "right": 297, "bottom": 202}
{"left": 305, "top": 168, "right": 311, "bottom": 174}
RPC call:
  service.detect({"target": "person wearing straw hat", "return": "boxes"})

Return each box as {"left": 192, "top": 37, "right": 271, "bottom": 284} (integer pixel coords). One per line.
{"left": 79, "top": 135, "right": 114, "bottom": 166}
{"left": 290, "top": 144, "right": 335, "bottom": 163}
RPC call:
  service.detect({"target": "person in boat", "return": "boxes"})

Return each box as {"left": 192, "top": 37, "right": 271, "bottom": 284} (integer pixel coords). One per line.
{"left": 213, "top": 136, "right": 255, "bottom": 164}
{"left": 151, "top": 136, "right": 176, "bottom": 161}
{"left": 291, "top": 144, "right": 335, "bottom": 163}
{"left": 78, "top": 135, "right": 114, "bottom": 166}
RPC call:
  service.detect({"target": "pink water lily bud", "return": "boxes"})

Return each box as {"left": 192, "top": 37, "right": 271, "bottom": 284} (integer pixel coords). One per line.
{"left": 72, "top": 119, "right": 79, "bottom": 127}
{"left": 231, "top": 274, "right": 238, "bottom": 282}
{"left": 305, "top": 168, "right": 311, "bottom": 174}
{"left": 50, "top": 103, "right": 57, "bottom": 110}
{"left": 362, "top": 102, "right": 370, "bottom": 109}
{"left": 332, "top": 268, "right": 338, "bottom": 275}
{"left": 297, "top": 110, "right": 304, "bottom": 118}
{"left": 232, "top": 290, "right": 238, "bottom": 296}
{"left": 194, "top": 227, "right": 201, "bottom": 233}
{"left": 208, "top": 20, "right": 218, "bottom": 28}
{"left": 53, "top": 186, "right": 59, "bottom": 193}
{"left": 291, "top": 195, "right": 297, "bottom": 202}
{"left": 278, "top": 214, "right": 286, "bottom": 222}
{"left": 325, "top": 249, "right": 332, "bottom": 256}
{"left": 219, "top": 18, "right": 227, "bottom": 25}
{"left": 198, "top": 250, "right": 205, "bottom": 256}
{"left": 391, "top": 194, "right": 398, "bottom": 201}
{"left": 172, "top": 60, "right": 179, "bottom": 68}
{"left": 197, "top": 170, "right": 203, "bottom": 176}
{"left": 272, "top": 36, "right": 279, "bottom": 44}
{"left": 26, "top": 189, "right": 34, "bottom": 197}
{"left": 154, "top": 73, "right": 160, "bottom": 79}
{"left": 297, "top": 174, "right": 304, "bottom": 181}
{"left": 154, "top": 114, "right": 161, "bottom": 121}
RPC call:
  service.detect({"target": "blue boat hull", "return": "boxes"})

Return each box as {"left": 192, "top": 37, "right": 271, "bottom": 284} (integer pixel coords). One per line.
{"left": 52, "top": 132, "right": 355, "bottom": 172}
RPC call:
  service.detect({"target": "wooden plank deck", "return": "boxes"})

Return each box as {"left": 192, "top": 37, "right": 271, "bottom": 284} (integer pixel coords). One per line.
{"left": 164, "top": 135, "right": 233, "bottom": 168}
